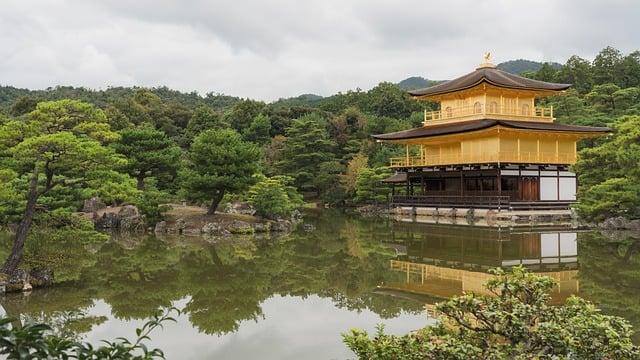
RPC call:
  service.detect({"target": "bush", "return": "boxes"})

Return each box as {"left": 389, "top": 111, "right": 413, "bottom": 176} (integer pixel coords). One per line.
{"left": 247, "top": 175, "right": 303, "bottom": 219}
{"left": 343, "top": 267, "right": 639, "bottom": 359}
{"left": 575, "top": 177, "right": 640, "bottom": 222}
{"left": 0, "top": 307, "right": 178, "bottom": 359}
{"left": 354, "top": 167, "right": 391, "bottom": 204}
{"left": 135, "top": 179, "right": 171, "bottom": 225}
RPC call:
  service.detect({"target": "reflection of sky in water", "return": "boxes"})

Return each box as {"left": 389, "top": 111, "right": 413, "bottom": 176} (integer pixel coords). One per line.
{"left": 83, "top": 295, "right": 431, "bottom": 360}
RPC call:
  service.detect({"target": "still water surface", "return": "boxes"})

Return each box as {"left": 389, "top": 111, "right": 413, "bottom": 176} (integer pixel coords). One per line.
{"left": 1, "top": 210, "right": 639, "bottom": 359}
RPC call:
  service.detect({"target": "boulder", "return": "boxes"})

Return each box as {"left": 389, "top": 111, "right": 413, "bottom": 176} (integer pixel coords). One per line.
{"left": 6, "top": 269, "right": 29, "bottom": 293}
{"left": 118, "top": 205, "right": 139, "bottom": 218}
{"left": 175, "top": 218, "right": 187, "bottom": 232}
{"left": 224, "top": 202, "right": 256, "bottom": 216}
{"left": 271, "top": 219, "right": 292, "bottom": 232}
{"left": 228, "top": 220, "right": 255, "bottom": 234}
{"left": 202, "top": 222, "right": 221, "bottom": 235}
{"left": 83, "top": 197, "right": 106, "bottom": 213}
{"left": 291, "top": 209, "right": 303, "bottom": 223}
{"left": 95, "top": 205, "right": 144, "bottom": 231}
{"left": 29, "top": 267, "right": 54, "bottom": 288}
{"left": 154, "top": 221, "right": 167, "bottom": 234}
{"left": 599, "top": 216, "right": 631, "bottom": 230}
{"left": 253, "top": 222, "right": 270, "bottom": 233}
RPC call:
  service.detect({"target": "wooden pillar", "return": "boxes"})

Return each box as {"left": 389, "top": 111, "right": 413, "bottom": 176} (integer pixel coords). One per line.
{"left": 460, "top": 168, "right": 464, "bottom": 196}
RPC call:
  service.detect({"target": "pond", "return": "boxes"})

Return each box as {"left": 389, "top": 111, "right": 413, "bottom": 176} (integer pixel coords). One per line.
{"left": 1, "top": 210, "right": 639, "bottom": 359}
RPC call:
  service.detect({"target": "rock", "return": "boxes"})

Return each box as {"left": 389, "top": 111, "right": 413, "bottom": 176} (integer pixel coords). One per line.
{"left": 95, "top": 205, "right": 144, "bottom": 231}
{"left": 224, "top": 202, "right": 256, "bottom": 216}
{"left": 176, "top": 218, "right": 187, "bottom": 232}
{"left": 154, "top": 221, "right": 167, "bottom": 234}
{"left": 599, "top": 216, "right": 631, "bottom": 230}
{"left": 202, "top": 222, "right": 221, "bottom": 235}
{"left": 6, "top": 269, "right": 29, "bottom": 293}
{"left": 628, "top": 219, "right": 640, "bottom": 232}
{"left": 355, "top": 205, "right": 389, "bottom": 218}
{"left": 118, "top": 205, "right": 139, "bottom": 218}
{"left": 29, "top": 267, "right": 54, "bottom": 288}
{"left": 271, "top": 219, "right": 291, "bottom": 232}
{"left": 291, "top": 209, "right": 303, "bottom": 223}
{"left": 253, "top": 222, "right": 270, "bottom": 233}
{"left": 445, "top": 208, "right": 458, "bottom": 218}
{"left": 83, "top": 197, "right": 106, "bottom": 213}
{"left": 303, "top": 223, "right": 316, "bottom": 232}
{"left": 228, "top": 220, "right": 255, "bottom": 234}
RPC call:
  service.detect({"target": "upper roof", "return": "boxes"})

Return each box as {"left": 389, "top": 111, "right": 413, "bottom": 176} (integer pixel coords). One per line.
{"left": 372, "top": 119, "right": 611, "bottom": 141}
{"left": 408, "top": 67, "right": 571, "bottom": 98}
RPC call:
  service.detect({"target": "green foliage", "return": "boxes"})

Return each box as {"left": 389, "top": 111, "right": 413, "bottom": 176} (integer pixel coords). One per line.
{"left": 278, "top": 113, "right": 337, "bottom": 194}
{"left": 180, "top": 129, "right": 260, "bottom": 213}
{"left": 343, "top": 267, "right": 640, "bottom": 359}
{"left": 0, "top": 307, "right": 178, "bottom": 359}
{"left": 247, "top": 175, "right": 303, "bottom": 219}
{"left": 113, "top": 125, "right": 182, "bottom": 189}
{"left": 243, "top": 113, "right": 271, "bottom": 144}
{"left": 135, "top": 179, "right": 171, "bottom": 225}
{"left": 224, "top": 99, "right": 266, "bottom": 132}
{"left": 575, "top": 115, "right": 640, "bottom": 221}
{"left": 355, "top": 167, "right": 391, "bottom": 204}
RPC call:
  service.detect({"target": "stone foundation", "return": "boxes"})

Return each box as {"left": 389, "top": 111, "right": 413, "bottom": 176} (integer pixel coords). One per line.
{"left": 391, "top": 206, "right": 575, "bottom": 227}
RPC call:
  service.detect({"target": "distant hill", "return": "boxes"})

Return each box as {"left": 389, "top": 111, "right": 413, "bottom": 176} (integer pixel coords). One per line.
{"left": 497, "top": 59, "right": 562, "bottom": 75}
{"left": 271, "top": 93, "right": 324, "bottom": 107}
{"left": 397, "top": 76, "right": 440, "bottom": 91}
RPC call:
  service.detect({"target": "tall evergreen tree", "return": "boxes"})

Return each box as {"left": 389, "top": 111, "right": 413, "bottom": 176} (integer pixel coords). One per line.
{"left": 113, "top": 125, "right": 182, "bottom": 190}
{"left": 278, "top": 113, "right": 337, "bottom": 195}
{"left": 180, "top": 129, "right": 260, "bottom": 214}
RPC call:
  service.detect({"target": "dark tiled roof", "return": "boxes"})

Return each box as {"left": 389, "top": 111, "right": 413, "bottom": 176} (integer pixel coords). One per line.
{"left": 408, "top": 67, "right": 571, "bottom": 97}
{"left": 372, "top": 120, "right": 611, "bottom": 141}
{"left": 381, "top": 172, "right": 407, "bottom": 183}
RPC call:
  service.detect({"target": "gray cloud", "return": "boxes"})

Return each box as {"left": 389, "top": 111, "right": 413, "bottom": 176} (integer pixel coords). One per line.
{"left": 0, "top": 0, "right": 637, "bottom": 101}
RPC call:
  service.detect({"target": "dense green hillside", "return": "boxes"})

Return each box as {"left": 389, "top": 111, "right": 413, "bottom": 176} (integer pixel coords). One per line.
{"left": 497, "top": 59, "right": 562, "bottom": 74}
{"left": 397, "top": 76, "right": 439, "bottom": 91}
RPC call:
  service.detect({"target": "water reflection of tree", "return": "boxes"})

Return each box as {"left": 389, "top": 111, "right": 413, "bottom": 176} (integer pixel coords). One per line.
{"left": 578, "top": 232, "right": 640, "bottom": 342}
{"left": 0, "top": 210, "right": 423, "bottom": 337}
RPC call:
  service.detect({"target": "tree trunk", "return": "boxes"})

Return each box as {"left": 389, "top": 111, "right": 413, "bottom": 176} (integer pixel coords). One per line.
{"left": 136, "top": 174, "right": 145, "bottom": 190}
{"left": 3, "top": 168, "right": 39, "bottom": 275}
{"left": 207, "top": 190, "right": 225, "bottom": 215}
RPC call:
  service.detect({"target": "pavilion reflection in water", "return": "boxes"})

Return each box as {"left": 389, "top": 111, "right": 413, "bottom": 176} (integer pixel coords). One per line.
{"left": 380, "top": 223, "right": 579, "bottom": 305}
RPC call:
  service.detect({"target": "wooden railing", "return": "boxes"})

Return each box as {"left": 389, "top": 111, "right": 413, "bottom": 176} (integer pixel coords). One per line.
{"left": 389, "top": 151, "right": 576, "bottom": 168}
{"left": 424, "top": 104, "right": 553, "bottom": 124}
{"left": 392, "top": 194, "right": 510, "bottom": 209}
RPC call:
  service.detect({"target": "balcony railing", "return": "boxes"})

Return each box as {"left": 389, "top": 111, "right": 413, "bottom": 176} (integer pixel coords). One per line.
{"left": 424, "top": 104, "right": 553, "bottom": 125}
{"left": 389, "top": 151, "right": 576, "bottom": 167}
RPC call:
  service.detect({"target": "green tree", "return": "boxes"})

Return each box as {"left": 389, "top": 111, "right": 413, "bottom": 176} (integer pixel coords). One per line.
{"left": 247, "top": 175, "right": 303, "bottom": 219}
{"left": 556, "top": 55, "right": 593, "bottom": 94}
{"left": 343, "top": 267, "right": 639, "bottom": 359}
{"left": 278, "top": 113, "right": 337, "bottom": 194}
{"left": 0, "top": 100, "right": 124, "bottom": 274}
{"left": 113, "top": 125, "right": 182, "bottom": 190}
{"left": 243, "top": 114, "right": 271, "bottom": 144}
{"left": 182, "top": 105, "right": 226, "bottom": 146}
{"left": 224, "top": 99, "right": 265, "bottom": 132}
{"left": 574, "top": 115, "right": 640, "bottom": 221}
{"left": 593, "top": 46, "right": 624, "bottom": 86}
{"left": 180, "top": 129, "right": 260, "bottom": 214}
{"left": 354, "top": 167, "right": 391, "bottom": 203}
{"left": 362, "top": 82, "right": 420, "bottom": 119}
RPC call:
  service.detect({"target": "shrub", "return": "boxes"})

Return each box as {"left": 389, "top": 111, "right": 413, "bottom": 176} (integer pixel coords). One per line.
{"left": 0, "top": 307, "right": 178, "bottom": 359}
{"left": 343, "top": 267, "right": 639, "bottom": 359}
{"left": 247, "top": 175, "right": 303, "bottom": 219}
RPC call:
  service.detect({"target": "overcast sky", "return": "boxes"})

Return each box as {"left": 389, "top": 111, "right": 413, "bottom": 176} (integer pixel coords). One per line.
{"left": 0, "top": 1, "right": 637, "bottom": 101}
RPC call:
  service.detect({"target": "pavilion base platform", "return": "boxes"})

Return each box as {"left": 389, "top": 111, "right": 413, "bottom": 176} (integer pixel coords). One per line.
{"left": 391, "top": 206, "right": 575, "bottom": 227}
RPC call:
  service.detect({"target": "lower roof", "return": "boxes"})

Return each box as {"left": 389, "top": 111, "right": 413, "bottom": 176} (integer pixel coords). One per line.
{"left": 372, "top": 119, "right": 611, "bottom": 141}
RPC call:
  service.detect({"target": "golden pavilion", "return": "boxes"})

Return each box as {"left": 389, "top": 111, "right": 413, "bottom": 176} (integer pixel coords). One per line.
{"left": 376, "top": 55, "right": 610, "bottom": 210}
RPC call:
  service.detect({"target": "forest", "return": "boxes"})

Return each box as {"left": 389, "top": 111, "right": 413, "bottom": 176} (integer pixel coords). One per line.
{"left": 0, "top": 46, "right": 639, "bottom": 273}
